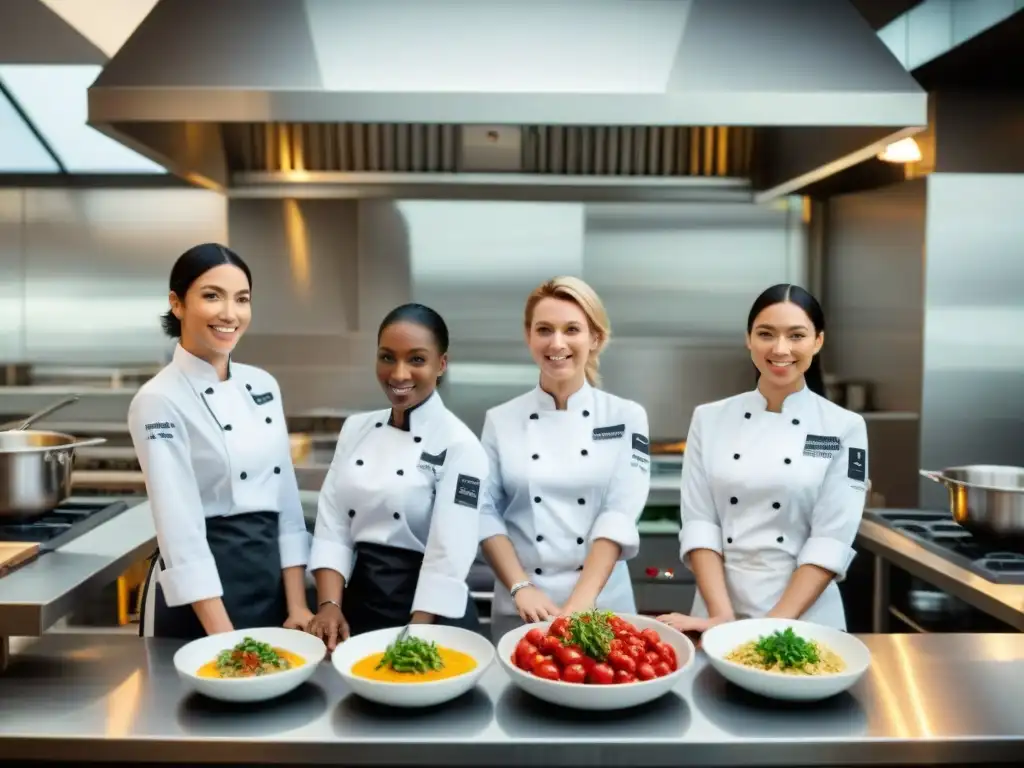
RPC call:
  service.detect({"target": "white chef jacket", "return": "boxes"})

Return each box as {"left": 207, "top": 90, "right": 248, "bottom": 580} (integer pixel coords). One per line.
{"left": 308, "top": 393, "right": 488, "bottom": 619}
{"left": 478, "top": 381, "right": 650, "bottom": 617}
{"left": 127, "top": 344, "right": 310, "bottom": 607}
{"left": 678, "top": 385, "right": 869, "bottom": 630}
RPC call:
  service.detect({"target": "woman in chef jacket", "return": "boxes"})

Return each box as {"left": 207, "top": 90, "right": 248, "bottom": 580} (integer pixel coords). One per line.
{"left": 478, "top": 277, "right": 651, "bottom": 639}
{"left": 129, "top": 243, "right": 312, "bottom": 639}
{"left": 305, "top": 304, "right": 489, "bottom": 649}
{"left": 660, "top": 283, "right": 869, "bottom": 634}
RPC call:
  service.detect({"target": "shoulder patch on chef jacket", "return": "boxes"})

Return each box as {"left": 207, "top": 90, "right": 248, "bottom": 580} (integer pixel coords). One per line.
{"left": 144, "top": 421, "right": 176, "bottom": 440}
{"left": 803, "top": 434, "right": 840, "bottom": 459}
{"left": 453, "top": 474, "right": 481, "bottom": 509}
{"left": 593, "top": 423, "right": 625, "bottom": 441}
{"left": 250, "top": 390, "right": 275, "bottom": 406}
{"left": 631, "top": 433, "right": 649, "bottom": 456}
{"left": 848, "top": 447, "right": 867, "bottom": 482}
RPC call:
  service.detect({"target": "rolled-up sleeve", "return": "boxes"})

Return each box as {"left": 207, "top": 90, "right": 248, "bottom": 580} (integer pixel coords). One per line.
{"left": 270, "top": 381, "right": 310, "bottom": 569}
{"left": 477, "top": 412, "right": 510, "bottom": 543}
{"left": 679, "top": 405, "right": 723, "bottom": 567}
{"left": 128, "top": 393, "right": 222, "bottom": 607}
{"left": 798, "top": 415, "right": 868, "bottom": 581}
{"left": 413, "top": 438, "right": 489, "bottom": 618}
{"left": 590, "top": 402, "right": 650, "bottom": 562}
{"left": 308, "top": 421, "right": 356, "bottom": 582}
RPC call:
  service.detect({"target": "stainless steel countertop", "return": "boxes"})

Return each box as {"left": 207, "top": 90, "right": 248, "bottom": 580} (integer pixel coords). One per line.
{"left": 856, "top": 517, "right": 1024, "bottom": 630}
{"left": 1, "top": 632, "right": 1022, "bottom": 765}
{"left": 0, "top": 497, "right": 154, "bottom": 635}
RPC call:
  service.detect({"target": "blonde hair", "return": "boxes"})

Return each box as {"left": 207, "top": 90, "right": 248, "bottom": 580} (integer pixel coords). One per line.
{"left": 524, "top": 276, "right": 611, "bottom": 387}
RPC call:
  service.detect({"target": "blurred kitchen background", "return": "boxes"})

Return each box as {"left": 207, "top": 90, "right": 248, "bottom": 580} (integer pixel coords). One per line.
{"left": 1, "top": 0, "right": 1023, "bottom": 637}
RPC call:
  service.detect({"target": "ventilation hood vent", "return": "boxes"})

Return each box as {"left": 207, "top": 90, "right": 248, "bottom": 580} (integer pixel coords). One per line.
{"left": 88, "top": 0, "right": 927, "bottom": 202}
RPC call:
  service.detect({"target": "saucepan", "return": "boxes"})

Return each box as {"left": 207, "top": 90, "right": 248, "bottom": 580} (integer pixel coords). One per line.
{"left": 920, "top": 465, "right": 1024, "bottom": 543}
{"left": 0, "top": 396, "right": 108, "bottom": 521}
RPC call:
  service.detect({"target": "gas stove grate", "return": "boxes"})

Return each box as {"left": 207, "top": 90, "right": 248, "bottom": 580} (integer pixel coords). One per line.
{"left": 0, "top": 500, "right": 129, "bottom": 552}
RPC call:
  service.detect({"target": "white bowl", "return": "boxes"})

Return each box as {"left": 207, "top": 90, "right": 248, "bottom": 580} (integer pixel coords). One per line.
{"left": 173, "top": 627, "right": 326, "bottom": 703}
{"left": 700, "top": 618, "right": 871, "bottom": 702}
{"left": 331, "top": 625, "right": 495, "bottom": 708}
{"left": 496, "top": 613, "right": 695, "bottom": 711}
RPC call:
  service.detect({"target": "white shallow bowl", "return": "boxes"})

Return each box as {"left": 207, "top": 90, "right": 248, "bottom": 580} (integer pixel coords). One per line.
{"left": 701, "top": 618, "right": 871, "bottom": 702}
{"left": 173, "top": 627, "right": 326, "bottom": 703}
{"left": 331, "top": 625, "right": 495, "bottom": 708}
{"left": 497, "top": 613, "right": 695, "bottom": 711}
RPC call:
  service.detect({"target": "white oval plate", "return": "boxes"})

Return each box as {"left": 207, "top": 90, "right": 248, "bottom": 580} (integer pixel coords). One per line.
{"left": 700, "top": 618, "right": 871, "bottom": 702}
{"left": 173, "top": 627, "right": 326, "bottom": 703}
{"left": 331, "top": 624, "right": 495, "bottom": 708}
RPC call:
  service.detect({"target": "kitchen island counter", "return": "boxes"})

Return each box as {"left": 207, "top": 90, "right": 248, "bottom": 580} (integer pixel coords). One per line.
{"left": 1, "top": 631, "right": 1021, "bottom": 766}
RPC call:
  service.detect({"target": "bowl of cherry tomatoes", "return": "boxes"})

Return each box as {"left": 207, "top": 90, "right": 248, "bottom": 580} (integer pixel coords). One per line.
{"left": 497, "top": 610, "right": 695, "bottom": 710}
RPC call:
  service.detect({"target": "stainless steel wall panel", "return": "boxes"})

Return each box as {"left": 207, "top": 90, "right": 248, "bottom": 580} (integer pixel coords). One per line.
{"left": 919, "top": 173, "right": 1024, "bottom": 508}
{"left": 227, "top": 199, "right": 359, "bottom": 334}
{"left": 21, "top": 189, "right": 226, "bottom": 364}
{"left": 0, "top": 190, "right": 25, "bottom": 360}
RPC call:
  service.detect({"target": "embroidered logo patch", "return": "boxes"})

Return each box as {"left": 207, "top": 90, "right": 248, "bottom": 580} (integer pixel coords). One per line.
{"left": 144, "top": 421, "right": 175, "bottom": 440}
{"left": 803, "top": 434, "right": 840, "bottom": 459}
{"left": 848, "top": 447, "right": 867, "bottom": 482}
{"left": 250, "top": 391, "right": 274, "bottom": 406}
{"left": 454, "top": 474, "right": 481, "bottom": 509}
{"left": 419, "top": 449, "right": 447, "bottom": 467}
{"left": 593, "top": 424, "right": 625, "bottom": 441}
{"left": 631, "top": 433, "right": 650, "bottom": 456}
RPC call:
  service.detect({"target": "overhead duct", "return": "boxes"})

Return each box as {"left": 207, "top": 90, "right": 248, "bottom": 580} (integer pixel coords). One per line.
{"left": 87, "top": 0, "right": 927, "bottom": 202}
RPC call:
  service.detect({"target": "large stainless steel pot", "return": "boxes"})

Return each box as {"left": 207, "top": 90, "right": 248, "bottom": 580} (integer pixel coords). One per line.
{"left": 920, "top": 465, "right": 1024, "bottom": 542}
{"left": 0, "top": 430, "right": 107, "bottom": 520}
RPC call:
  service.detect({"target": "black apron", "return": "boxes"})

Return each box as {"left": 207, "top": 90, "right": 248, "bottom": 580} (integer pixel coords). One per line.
{"left": 139, "top": 510, "right": 288, "bottom": 639}
{"left": 343, "top": 542, "right": 481, "bottom": 637}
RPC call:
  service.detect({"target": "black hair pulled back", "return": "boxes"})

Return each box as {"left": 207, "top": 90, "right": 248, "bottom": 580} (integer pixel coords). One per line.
{"left": 161, "top": 243, "right": 252, "bottom": 338}
{"left": 746, "top": 283, "right": 826, "bottom": 397}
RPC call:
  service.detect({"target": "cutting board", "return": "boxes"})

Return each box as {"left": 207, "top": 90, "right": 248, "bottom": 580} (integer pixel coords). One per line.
{"left": 0, "top": 542, "right": 40, "bottom": 577}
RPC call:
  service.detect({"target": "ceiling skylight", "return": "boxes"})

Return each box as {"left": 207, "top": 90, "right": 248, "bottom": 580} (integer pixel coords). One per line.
{"left": 0, "top": 87, "right": 59, "bottom": 172}
{"left": 0, "top": 64, "right": 165, "bottom": 173}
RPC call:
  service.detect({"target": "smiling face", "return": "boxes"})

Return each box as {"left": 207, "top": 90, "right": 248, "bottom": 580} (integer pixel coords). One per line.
{"left": 746, "top": 300, "right": 824, "bottom": 393}
{"left": 376, "top": 321, "right": 447, "bottom": 411}
{"left": 171, "top": 264, "right": 252, "bottom": 360}
{"left": 526, "top": 296, "right": 600, "bottom": 387}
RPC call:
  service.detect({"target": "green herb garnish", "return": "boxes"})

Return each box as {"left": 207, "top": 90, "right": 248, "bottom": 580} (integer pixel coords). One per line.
{"left": 214, "top": 636, "right": 290, "bottom": 676}
{"left": 753, "top": 627, "right": 820, "bottom": 669}
{"left": 375, "top": 635, "right": 445, "bottom": 675}
{"left": 565, "top": 609, "right": 616, "bottom": 662}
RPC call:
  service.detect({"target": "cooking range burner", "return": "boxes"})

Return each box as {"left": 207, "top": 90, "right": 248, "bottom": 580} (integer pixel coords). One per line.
{"left": 0, "top": 500, "right": 129, "bottom": 552}
{"left": 865, "top": 508, "right": 1024, "bottom": 585}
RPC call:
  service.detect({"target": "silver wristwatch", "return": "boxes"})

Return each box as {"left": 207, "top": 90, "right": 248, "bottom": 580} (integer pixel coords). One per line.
{"left": 510, "top": 580, "right": 533, "bottom": 598}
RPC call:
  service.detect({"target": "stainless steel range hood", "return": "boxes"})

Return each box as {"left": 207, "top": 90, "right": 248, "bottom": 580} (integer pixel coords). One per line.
{"left": 87, "top": 0, "right": 927, "bottom": 202}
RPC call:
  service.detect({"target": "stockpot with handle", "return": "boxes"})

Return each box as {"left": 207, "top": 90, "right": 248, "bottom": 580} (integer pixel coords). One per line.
{"left": 920, "top": 465, "right": 1024, "bottom": 543}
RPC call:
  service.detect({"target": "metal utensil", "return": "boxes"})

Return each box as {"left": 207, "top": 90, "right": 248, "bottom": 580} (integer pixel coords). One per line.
{"left": 920, "top": 465, "right": 1024, "bottom": 542}
{"left": 0, "top": 429, "right": 108, "bottom": 521}
{"left": 0, "top": 395, "right": 80, "bottom": 432}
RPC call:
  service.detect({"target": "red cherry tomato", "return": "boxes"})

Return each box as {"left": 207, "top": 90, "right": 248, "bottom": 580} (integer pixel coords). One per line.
{"left": 636, "top": 662, "right": 657, "bottom": 681}
{"left": 579, "top": 654, "right": 596, "bottom": 672}
{"left": 621, "top": 621, "right": 639, "bottom": 636}
{"left": 655, "top": 642, "right": 678, "bottom": 670}
{"left": 641, "top": 628, "right": 661, "bottom": 649}
{"left": 615, "top": 669, "right": 637, "bottom": 684}
{"left": 625, "top": 643, "right": 645, "bottom": 661}
{"left": 645, "top": 650, "right": 661, "bottom": 666}
{"left": 614, "top": 628, "right": 634, "bottom": 641}
{"left": 533, "top": 660, "right": 561, "bottom": 681}
{"left": 549, "top": 617, "right": 570, "bottom": 639}
{"left": 554, "top": 645, "right": 584, "bottom": 667}
{"left": 653, "top": 661, "right": 671, "bottom": 678}
{"left": 561, "top": 663, "right": 587, "bottom": 684}
{"left": 607, "top": 650, "right": 637, "bottom": 674}
{"left": 609, "top": 638, "right": 625, "bottom": 654}
{"left": 588, "top": 663, "right": 615, "bottom": 685}
{"left": 541, "top": 635, "right": 564, "bottom": 655}
{"left": 525, "top": 628, "right": 546, "bottom": 647}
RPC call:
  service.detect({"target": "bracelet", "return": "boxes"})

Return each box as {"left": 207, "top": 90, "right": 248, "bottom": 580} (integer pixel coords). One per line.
{"left": 510, "top": 580, "right": 533, "bottom": 598}
{"left": 318, "top": 599, "right": 342, "bottom": 611}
